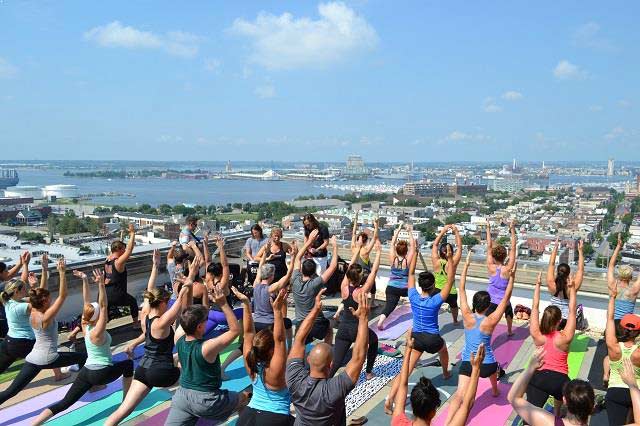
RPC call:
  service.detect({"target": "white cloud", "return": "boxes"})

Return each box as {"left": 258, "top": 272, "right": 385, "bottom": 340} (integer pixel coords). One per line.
{"left": 84, "top": 21, "right": 201, "bottom": 58}
{"left": 589, "top": 105, "right": 603, "bottom": 112}
{"left": 502, "top": 91, "right": 523, "bottom": 101}
{"left": 553, "top": 60, "right": 587, "bottom": 80}
{"left": 255, "top": 83, "right": 276, "bottom": 98}
{"left": 229, "top": 2, "right": 378, "bottom": 70}
{"left": 443, "top": 130, "right": 491, "bottom": 143}
{"left": 0, "top": 57, "right": 18, "bottom": 79}
{"left": 573, "top": 22, "right": 618, "bottom": 52}
{"left": 618, "top": 99, "right": 632, "bottom": 109}
{"left": 605, "top": 126, "right": 625, "bottom": 141}
{"left": 482, "top": 97, "right": 502, "bottom": 113}
{"left": 204, "top": 58, "right": 221, "bottom": 73}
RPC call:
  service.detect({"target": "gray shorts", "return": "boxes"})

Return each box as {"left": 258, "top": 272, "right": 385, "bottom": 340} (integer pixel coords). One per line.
{"left": 165, "top": 387, "right": 239, "bottom": 426}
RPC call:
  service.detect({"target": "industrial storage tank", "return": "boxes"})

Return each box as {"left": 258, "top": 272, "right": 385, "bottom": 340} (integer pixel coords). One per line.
{"left": 4, "top": 185, "right": 44, "bottom": 199}
{"left": 42, "top": 184, "right": 79, "bottom": 199}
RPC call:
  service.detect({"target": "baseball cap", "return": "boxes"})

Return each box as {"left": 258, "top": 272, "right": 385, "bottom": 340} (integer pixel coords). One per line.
{"left": 621, "top": 314, "right": 640, "bottom": 330}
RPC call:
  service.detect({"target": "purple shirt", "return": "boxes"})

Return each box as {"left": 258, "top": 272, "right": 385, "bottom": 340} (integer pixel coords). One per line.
{"left": 488, "top": 267, "right": 509, "bottom": 304}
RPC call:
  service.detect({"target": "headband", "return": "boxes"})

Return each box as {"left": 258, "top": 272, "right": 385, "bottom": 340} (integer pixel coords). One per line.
{"left": 90, "top": 302, "right": 100, "bottom": 322}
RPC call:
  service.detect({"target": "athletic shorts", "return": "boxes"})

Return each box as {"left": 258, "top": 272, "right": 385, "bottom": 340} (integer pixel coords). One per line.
{"left": 458, "top": 361, "right": 499, "bottom": 378}
{"left": 304, "top": 317, "right": 331, "bottom": 344}
{"left": 134, "top": 364, "right": 180, "bottom": 388}
{"left": 434, "top": 289, "right": 458, "bottom": 309}
{"left": 237, "top": 406, "right": 294, "bottom": 426}
{"left": 255, "top": 318, "right": 293, "bottom": 333}
{"left": 485, "top": 302, "right": 514, "bottom": 319}
{"left": 411, "top": 331, "right": 445, "bottom": 354}
{"left": 166, "top": 387, "right": 239, "bottom": 426}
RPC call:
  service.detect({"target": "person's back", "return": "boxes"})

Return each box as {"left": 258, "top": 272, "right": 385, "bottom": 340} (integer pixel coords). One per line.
{"left": 488, "top": 268, "right": 509, "bottom": 304}
{"left": 253, "top": 283, "right": 274, "bottom": 324}
{"left": 409, "top": 289, "right": 442, "bottom": 335}
{"left": 462, "top": 315, "right": 495, "bottom": 364}
{"left": 139, "top": 316, "right": 174, "bottom": 368}
{"left": 540, "top": 331, "right": 568, "bottom": 375}
{"left": 104, "top": 258, "right": 127, "bottom": 293}
{"left": 609, "top": 342, "right": 640, "bottom": 389}
{"left": 5, "top": 299, "right": 34, "bottom": 340}
{"left": 176, "top": 336, "right": 221, "bottom": 392}
{"left": 615, "top": 283, "right": 638, "bottom": 320}
{"left": 291, "top": 271, "right": 323, "bottom": 324}
{"left": 285, "top": 357, "right": 353, "bottom": 426}
{"left": 26, "top": 315, "right": 58, "bottom": 365}
{"left": 248, "top": 365, "right": 290, "bottom": 416}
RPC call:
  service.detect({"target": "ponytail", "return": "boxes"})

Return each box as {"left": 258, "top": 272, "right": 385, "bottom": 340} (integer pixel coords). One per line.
{"left": 555, "top": 263, "right": 570, "bottom": 296}
{"left": 143, "top": 288, "right": 171, "bottom": 308}
{"left": 247, "top": 329, "right": 275, "bottom": 377}
{"left": 0, "top": 291, "right": 10, "bottom": 305}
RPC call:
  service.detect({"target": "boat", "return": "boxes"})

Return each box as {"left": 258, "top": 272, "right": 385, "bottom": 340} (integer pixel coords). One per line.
{"left": 0, "top": 168, "right": 19, "bottom": 189}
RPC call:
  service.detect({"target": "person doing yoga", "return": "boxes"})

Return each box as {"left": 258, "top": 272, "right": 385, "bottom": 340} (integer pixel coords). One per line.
{"left": 546, "top": 237, "right": 584, "bottom": 330}
{"left": 33, "top": 269, "right": 134, "bottom": 425}
{"left": 384, "top": 243, "right": 456, "bottom": 415}
{"left": 351, "top": 212, "right": 380, "bottom": 301}
{"left": 377, "top": 223, "right": 415, "bottom": 330}
{"left": 0, "top": 258, "right": 87, "bottom": 406}
{"left": 104, "top": 223, "right": 139, "bottom": 327}
{"left": 527, "top": 271, "right": 577, "bottom": 416}
{"left": 432, "top": 224, "right": 462, "bottom": 324}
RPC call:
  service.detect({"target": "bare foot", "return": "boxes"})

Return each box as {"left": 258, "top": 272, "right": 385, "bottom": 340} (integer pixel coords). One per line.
{"left": 492, "top": 388, "right": 500, "bottom": 397}
{"left": 507, "top": 329, "right": 514, "bottom": 336}
{"left": 377, "top": 318, "right": 385, "bottom": 330}
{"left": 54, "top": 372, "right": 71, "bottom": 381}
{"left": 443, "top": 371, "right": 451, "bottom": 380}
{"left": 383, "top": 399, "right": 393, "bottom": 415}
{"left": 453, "top": 320, "right": 460, "bottom": 325}
{"left": 89, "top": 384, "right": 107, "bottom": 393}
{"left": 366, "top": 372, "right": 375, "bottom": 380}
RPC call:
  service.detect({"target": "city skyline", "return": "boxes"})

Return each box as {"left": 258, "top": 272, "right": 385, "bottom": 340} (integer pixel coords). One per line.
{"left": 1, "top": 1, "right": 639, "bottom": 161}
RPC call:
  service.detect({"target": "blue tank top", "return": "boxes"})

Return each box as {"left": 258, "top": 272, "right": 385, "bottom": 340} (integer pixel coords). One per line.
{"left": 388, "top": 257, "right": 409, "bottom": 288}
{"left": 248, "top": 365, "right": 291, "bottom": 415}
{"left": 462, "top": 314, "right": 496, "bottom": 364}
{"left": 5, "top": 299, "right": 35, "bottom": 340}
{"left": 615, "top": 300, "right": 636, "bottom": 320}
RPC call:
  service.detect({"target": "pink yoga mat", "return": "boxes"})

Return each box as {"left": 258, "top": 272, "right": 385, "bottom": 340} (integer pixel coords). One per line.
{"left": 0, "top": 346, "right": 145, "bottom": 426}
{"left": 371, "top": 304, "right": 412, "bottom": 340}
{"left": 432, "top": 380, "right": 512, "bottom": 426}
{"left": 456, "top": 324, "right": 529, "bottom": 369}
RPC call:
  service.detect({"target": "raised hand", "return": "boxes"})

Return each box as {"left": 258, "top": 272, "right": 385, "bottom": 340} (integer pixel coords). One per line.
{"left": 509, "top": 221, "right": 516, "bottom": 232}
{"left": 567, "top": 273, "right": 576, "bottom": 291}
{"left": 529, "top": 347, "right": 545, "bottom": 371}
{"left": 314, "top": 288, "right": 326, "bottom": 311}
{"left": 41, "top": 253, "right": 48, "bottom": 268}
{"left": 27, "top": 272, "right": 38, "bottom": 287}
{"left": 330, "top": 235, "right": 338, "bottom": 247}
{"left": 464, "top": 250, "right": 472, "bottom": 267}
{"left": 350, "top": 290, "right": 370, "bottom": 320}
{"left": 214, "top": 234, "right": 225, "bottom": 248}
{"left": 535, "top": 272, "right": 542, "bottom": 288}
{"left": 73, "top": 270, "right": 87, "bottom": 280}
{"left": 21, "top": 251, "right": 31, "bottom": 265}
{"left": 57, "top": 257, "right": 66, "bottom": 272}
{"left": 510, "top": 260, "right": 518, "bottom": 277}
{"left": 152, "top": 248, "right": 161, "bottom": 266}
{"left": 578, "top": 239, "right": 584, "bottom": 252}
{"left": 617, "top": 233, "right": 623, "bottom": 248}
{"left": 211, "top": 283, "right": 227, "bottom": 307}
{"left": 231, "top": 286, "right": 250, "bottom": 305}
{"left": 374, "top": 239, "right": 382, "bottom": 252}
{"left": 128, "top": 223, "right": 135, "bottom": 235}
{"left": 470, "top": 343, "right": 486, "bottom": 368}
{"left": 271, "top": 288, "right": 287, "bottom": 312}
{"left": 308, "top": 229, "right": 319, "bottom": 242}
{"left": 445, "top": 244, "right": 453, "bottom": 260}
{"left": 620, "top": 358, "right": 639, "bottom": 388}
{"left": 91, "top": 269, "right": 105, "bottom": 284}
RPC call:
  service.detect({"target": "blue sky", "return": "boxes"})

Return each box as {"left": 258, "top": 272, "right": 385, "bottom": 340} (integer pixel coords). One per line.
{"left": 1, "top": 1, "right": 638, "bottom": 162}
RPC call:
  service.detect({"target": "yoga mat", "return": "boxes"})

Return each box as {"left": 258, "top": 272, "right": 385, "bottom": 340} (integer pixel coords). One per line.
{"left": 46, "top": 388, "right": 172, "bottom": 426}
{"left": 366, "top": 365, "right": 459, "bottom": 426}
{"left": 0, "top": 360, "right": 23, "bottom": 384}
{"left": 456, "top": 324, "right": 529, "bottom": 368}
{"left": 567, "top": 333, "right": 590, "bottom": 379}
{"left": 220, "top": 356, "right": 251, "bottom": 392}
{"left": 137, "top": 407, "right": 237, "bottom": 425}
{"left": 345, "top": 355, "right": 403, "bottom": 416}
{"left": 0, "top": 345, "right": 146, "bottom": 426}
{"left": 378, "top": 343, "right": 401, "bottom": 357}
{"left": 432, "top": 380, "right": 512, "bottom": 426}
{"left": 370, "top": 305, "right": 412, "bottom": 340}
{"left": 586, "top": 339, "right": 608, "bottom": 390}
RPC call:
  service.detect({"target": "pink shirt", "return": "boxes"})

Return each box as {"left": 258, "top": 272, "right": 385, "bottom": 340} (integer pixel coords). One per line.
{"left": 541, "top": 331, "right": 569, "bottom": 375}
{"left": 391, "top": 413, "right": 413, "bottom": 426}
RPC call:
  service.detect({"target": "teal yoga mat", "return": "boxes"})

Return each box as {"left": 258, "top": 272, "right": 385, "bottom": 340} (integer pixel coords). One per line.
{"left": 46, "top": 388, "right": 171, "bottom": 426}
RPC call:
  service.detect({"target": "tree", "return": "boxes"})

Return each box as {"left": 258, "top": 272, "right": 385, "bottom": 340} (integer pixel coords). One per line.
{"left": 19, "top": 231, "right": 45, "bottom": 243}
{"left": 622, "top": 213, "right": 633, "bottom": 227}
{"left": 445, "top": 212, "right": 471, "bottom": 225}
{"left": 462, "top": 235, "right": 479, "bottom": 246}
{"left": 582, "top": 242, "right": 595, "bottom": 257}
{"left": 496, "top": 236, "right": 511, "bottom": 246}
{"left": 608, "top": 232, "right": 630, "bottom": 249}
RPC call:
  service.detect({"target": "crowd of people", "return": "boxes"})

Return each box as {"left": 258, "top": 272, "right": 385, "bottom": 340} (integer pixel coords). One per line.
{"left": 1, "top": 213, "right": 640, "bottom": 425}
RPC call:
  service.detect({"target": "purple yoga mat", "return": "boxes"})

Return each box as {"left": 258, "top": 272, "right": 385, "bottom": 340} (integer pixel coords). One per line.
{"left": 0, "top": 345, "right": 145, "bottom": 426}
{"left": 370, "top": 304, "right": 412, "bottom": 340}
{"left": 456, "top": 324, "right": 529, "bottom": 368}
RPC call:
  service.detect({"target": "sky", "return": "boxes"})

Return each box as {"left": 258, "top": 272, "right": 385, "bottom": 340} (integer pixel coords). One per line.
{"left": 1, "top": 1, "right": 639, "bottom": 162}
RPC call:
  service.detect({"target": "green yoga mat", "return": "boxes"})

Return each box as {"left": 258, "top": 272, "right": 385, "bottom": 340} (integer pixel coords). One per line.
{"left": 46, "top": 388, "right": 171, "bottom": 426}
{"left": 567, "top": 333, "right": 590, "bottom": 379}
{"left": 0, "top": 360, "right": 24, "bottom": 384}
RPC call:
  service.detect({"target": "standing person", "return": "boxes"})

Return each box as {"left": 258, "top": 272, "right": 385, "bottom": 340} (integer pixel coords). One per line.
{"left": 331, "top": 239, "right": 382, "bottom": 379}
{"left": 485, "top": 220, "right": 518, "bottom": 336}
{"left": 0, "top": 259, "right": 87, "bottom": 406}
{"left": 252, "top": 242, "right": 297, "bottom": 349}
{"left": 508, "top": 348, "right": 595, "bottom": 426}
{"left": 165, "top": 287, "right": 248, "bottom": 425}
{"left": 235, "top": 286, "right": 294, "bottom": 426}
{"left": 431, "top": 224, "right": 463, "bottom": 325}
{"left": 302, "top": 213, "right": 331, "bottom": 275}
{"left": 105, "top": 279, "right": 192, "bottom": 425}
{"left": 391, "top": 330, "right": 486, "bottom": 426}
{"left": 245, "top": 224, "right": 268, "bottom": 285}
{"left": 0, "top": 254, "right": 66, "bottom": 380}
{"left": 256, "top": 227, "right": 292, "bottom": 282}
{"left": 547, "top": 237, "right": 584, "bottom": 329}
{"left": 377, "top": 224, "right": 415, "bottom": 330}
{"left": 286, "top": 288, "right": 370, "bottom": 426}
{"left": 384, "top": 243, "right": 456, "bottom": 414}
{"left": 104, "top": 223, "right": 139, "bottom": 328}
{"left": 292, "top": 232, "right": 339, "bottom": 344}
{"left": 351, "top": 213, "right": 379, "bottom": 303}
{"left": 33, "top": 269, "right": 134, "bottom": 425}
{"left": 527, "top": 271, "right": 577, "bottom": 415}
{"left": 0, "top": 251, "right": 30, "bottom": 338}
{"left": 444, "top": 253, "right": 515, "bottom": 424}
{"left": 603, "top": 233, "right": 640, "bottom": 386}
{"left": 604, "top": 286, "right": 640, "bottom": 425}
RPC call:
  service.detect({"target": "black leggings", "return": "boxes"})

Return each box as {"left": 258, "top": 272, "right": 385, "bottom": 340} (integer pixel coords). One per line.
{"left": 606, "top": 387, "right": 633, "bottom": 425}
{"left": 237, "top": 406, "right": 294, "bottom": 426}
{"left": 330, "top": 323, "right": 378, "bottom": 376}
{"left": 48, "top": 360, "right": 134, "bottom": 415}
{"left": 133, "top": 364, "right": 180, "bottom": 388}
{"left": 0, "top": 336, "right": 35, "bottom": 374}
{"left": 382, "top": 286, "right": 408, "bottom": 317}
{"left": 526, "top": 369, "right": 569, "bottom": 408}
{"left": 106, "top": 288, "right": 139, "bottom": 320}
{"left": 0, "top": 351, "right": 87, "bottom": 404}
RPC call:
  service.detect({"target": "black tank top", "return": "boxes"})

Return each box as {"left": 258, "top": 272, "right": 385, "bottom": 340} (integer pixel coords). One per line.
{"left": 268, "top": 246, "right": 288, "bottom": 282}
{"left": 139, "top": 316, "right": 175, "bottom": 368}
{"left": 104, "top": 258, "right": 127, "bottom": 293}
{"left": 341, "top": 286, "right": 359, "bottom": 324}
